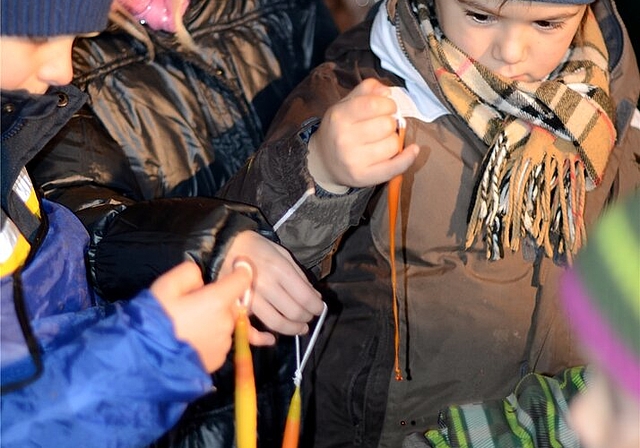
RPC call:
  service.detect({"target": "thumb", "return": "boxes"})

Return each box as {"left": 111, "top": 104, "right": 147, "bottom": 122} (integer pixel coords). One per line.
{"left": 150, "top": 261, "right": 205, "bottom": 299}
{"left": 197, "top": 259, "right": 253, "bottom": 306}
{"left": 248, "top": 327, "right": 277, "bottom": 346}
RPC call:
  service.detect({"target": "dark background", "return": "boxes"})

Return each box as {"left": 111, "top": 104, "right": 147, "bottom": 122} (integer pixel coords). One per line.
{"left": 615, "top": 0, "right": 639, "bottom": 58}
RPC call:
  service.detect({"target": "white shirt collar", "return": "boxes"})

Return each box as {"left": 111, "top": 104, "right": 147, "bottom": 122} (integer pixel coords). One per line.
{"left": 370, "top": 3, "right": 449, "bottom": 123}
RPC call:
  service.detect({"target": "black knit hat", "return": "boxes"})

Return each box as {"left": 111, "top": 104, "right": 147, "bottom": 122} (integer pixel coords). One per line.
{"left": 532, "top": 0, "right": 595, "bottom": 3}
{"left": 1, "top": 0, "right": 113, "bottom": 37}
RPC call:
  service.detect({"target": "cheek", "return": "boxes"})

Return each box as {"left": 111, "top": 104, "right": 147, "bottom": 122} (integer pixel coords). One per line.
{"left": 0, "top": 40, "right": 43, "bottom": 92}
{"left": 442, "top": 24, "right": 491, "bottom": 64}
{"left": 527, "top": 32, "right": 576, "bottom": 80}
{"left": 0, "top": 58, "right": 33, "bottom": 91}
{"left": 531, "top": 45, "right": 566, "bottom": 77}
{"left": 453, "top": 35, "right": 485, "bottom": 61}
{"left": 437, "top": 19, "right": 495, "bottom": 68}
{"left": 437, "top": 6, "right": 480, "bottom": 57}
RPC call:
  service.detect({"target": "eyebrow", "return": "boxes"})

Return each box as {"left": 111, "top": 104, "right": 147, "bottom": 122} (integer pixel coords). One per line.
{"left": 455, "top": 0, "right": 584, "bottom": 20}
{"left": 456, "top": 0, "right": 501, "bottom": 15}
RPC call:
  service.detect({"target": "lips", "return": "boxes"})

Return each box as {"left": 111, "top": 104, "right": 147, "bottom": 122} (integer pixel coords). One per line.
{"left": 498, "top": 72, "right": 531, "bottom": 82}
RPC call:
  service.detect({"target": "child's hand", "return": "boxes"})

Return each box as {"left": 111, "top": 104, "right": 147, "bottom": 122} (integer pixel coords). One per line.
{"left": 220, "top": 231, "right": 324, "bottom": 339}
{"left": 307, "top": 78, "right": 419, "bottom": 193}
{"left": 151, "top": 261, "right": 251, "bottom": 372}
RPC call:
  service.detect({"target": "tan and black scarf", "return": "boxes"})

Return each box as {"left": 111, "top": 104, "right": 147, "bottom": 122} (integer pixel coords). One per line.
{"left": 416, "top": 0, "right": 616, "bottom": 262}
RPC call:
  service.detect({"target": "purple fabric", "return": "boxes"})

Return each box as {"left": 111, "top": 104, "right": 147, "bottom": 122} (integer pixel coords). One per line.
{"left": 561, "top": 269, "right": 640, "bottom": 401}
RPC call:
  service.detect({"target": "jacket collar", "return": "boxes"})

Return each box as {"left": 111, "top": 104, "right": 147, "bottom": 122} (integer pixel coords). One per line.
{"left": 370, "top": 3, "right": 449, "bottom": 122}
{"left": 1, "top": 85, "right": 87, "bottom": 210}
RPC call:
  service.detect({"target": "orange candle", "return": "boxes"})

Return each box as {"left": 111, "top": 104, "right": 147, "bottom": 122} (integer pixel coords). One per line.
{"left": 281, "top": 385, "right": 301, "bottom": 448}
{"left": 388, "top": 118, "right": 406, "bottom": 382}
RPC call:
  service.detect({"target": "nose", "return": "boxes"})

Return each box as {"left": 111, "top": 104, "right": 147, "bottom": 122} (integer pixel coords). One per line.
{"left": 38, "top": 37, "right": 75, "bottom": 86}
{"left": 492, "top": 26, "right": 528, "bottom": 66}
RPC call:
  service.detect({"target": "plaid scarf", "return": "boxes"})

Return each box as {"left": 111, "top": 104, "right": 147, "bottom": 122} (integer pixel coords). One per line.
{"left": 415, "top": 0, "right": 616, "bottom": 262}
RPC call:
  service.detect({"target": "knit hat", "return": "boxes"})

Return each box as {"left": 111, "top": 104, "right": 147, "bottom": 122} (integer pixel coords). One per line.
{"left": 531, "top": 0, "right": 595, "bottom": 3}
{"left": 1, "top": 0, "right": 113, "bottom": 37}
{"left": 561, "top": 191, "right": 640, "bottom": 402}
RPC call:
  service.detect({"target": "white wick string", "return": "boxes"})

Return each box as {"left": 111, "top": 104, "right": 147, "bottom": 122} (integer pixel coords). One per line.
{"left": 395, "top": 113, "right": 406, "bottom": 130}
{"left": 293, "top": 302, "right": 328, "bottom": 386}
{"left": 233, "top": 259, "right": 254, "bottom": 309}
{"left": 273, "top": 187, "right": 315, "bottom": 232}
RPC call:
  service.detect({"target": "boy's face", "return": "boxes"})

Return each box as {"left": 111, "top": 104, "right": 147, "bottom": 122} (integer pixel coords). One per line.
{"left": 0, "top": 36, "right": 76, "bottom": 94}
{"left": 570, "top": 368, "right": 640, "bottom": 448}
{"left": 434, "top": 0, "right": 587, "bottom": 81}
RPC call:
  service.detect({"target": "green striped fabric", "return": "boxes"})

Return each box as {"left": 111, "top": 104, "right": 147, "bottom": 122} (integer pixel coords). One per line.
{"left": 404, "top": 367, "right": 588, "bottom": 448}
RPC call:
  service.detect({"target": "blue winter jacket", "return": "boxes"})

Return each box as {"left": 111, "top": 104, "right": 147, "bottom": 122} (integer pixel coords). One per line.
{"left": 0, "top": 86, "right": 212, "bottom": 447}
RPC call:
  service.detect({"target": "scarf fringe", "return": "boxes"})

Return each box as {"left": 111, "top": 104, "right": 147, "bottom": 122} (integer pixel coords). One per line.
{"left": 466, "top": 136, "right": 588, "bottom": 263}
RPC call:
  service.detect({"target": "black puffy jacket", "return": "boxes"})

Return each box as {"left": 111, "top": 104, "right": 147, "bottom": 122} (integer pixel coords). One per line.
{"left": 31, "top": 0, "right": 337, "bottom": 296}
{"left": 28, "top": 0, "right": 338, "bottom": 446}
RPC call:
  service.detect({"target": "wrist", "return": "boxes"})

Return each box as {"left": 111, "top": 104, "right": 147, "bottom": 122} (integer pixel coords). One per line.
{"left": 307, "top": 135, "right": 350, "bottom": 195}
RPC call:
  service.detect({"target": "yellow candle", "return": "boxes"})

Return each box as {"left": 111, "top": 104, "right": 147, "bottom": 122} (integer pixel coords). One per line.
{"left": 234, "top": 260, "right": 257, "bottom": 448}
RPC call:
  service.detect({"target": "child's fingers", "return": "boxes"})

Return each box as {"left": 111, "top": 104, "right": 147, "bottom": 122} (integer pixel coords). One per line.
{"left": 248, "top": 327, "right": 277, "bottom": 346}
{"left": 344, "top": 114, "right": 399, "bottom": 146}
{"left": 196, "top": 261, "right": 253, "bottom": 306}
{"left": 336, "top": 94, "right": 397, "bottom": 126}
{"left": 346, "top": 78, "right": 391, "bottom": 98}
{"left": 332, "top": 79, "right": 396, "bottom": 126}
{"left": 150, "top": 261, "right": 204, "bottom": 299}
{"left": 151, "top": 260, "right": 253, "bottom": 306}
{"left": 379, "top": 142, "right": 421, "bottom": 181}
{"left": 352, "top": 142, "right": 420, "bottom": 187}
